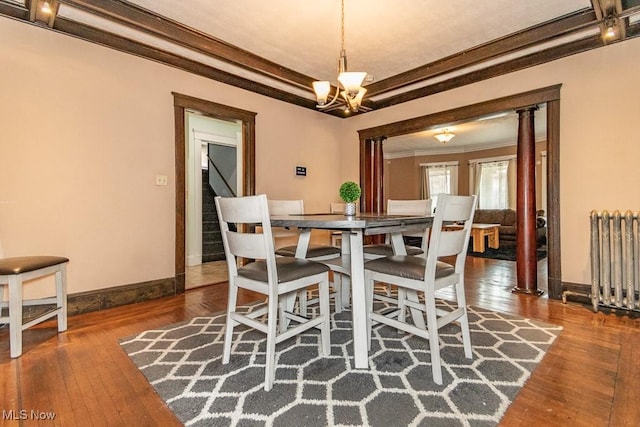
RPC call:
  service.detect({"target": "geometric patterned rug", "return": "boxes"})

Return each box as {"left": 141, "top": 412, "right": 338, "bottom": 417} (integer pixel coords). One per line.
{"left": 120, "top": 299, "right": 562, "bottom": 427}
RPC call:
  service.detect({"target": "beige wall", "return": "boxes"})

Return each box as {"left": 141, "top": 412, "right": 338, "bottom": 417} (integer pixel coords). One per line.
{"left": 0, "top": 19, "right": 343, "bottom": 297}
{"left": 386, "top": 141, "right": 547, "bottom": 206}
{"left": 3, "top": 17, "right": 640, "bottom": 296}
{"left": 341, "top": 36, "right": 640, "bottom": 286}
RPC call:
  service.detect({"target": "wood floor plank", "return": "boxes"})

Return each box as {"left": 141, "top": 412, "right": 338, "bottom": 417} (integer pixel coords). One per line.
{"left": 1, "top": 260, "right": 639, "bottom": 426}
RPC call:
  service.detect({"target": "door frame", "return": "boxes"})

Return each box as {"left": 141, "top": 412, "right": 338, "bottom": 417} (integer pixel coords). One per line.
{"left": 173, "top": 93, "right": 256, "bottom": 293}
{"left": 358, "top": 84, "right": 562, "bottom": 298}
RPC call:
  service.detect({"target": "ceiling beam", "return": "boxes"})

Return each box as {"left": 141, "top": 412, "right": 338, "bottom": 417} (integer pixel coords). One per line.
{"left": 359, "top": 85, "right": 562, "bottom": 140}
{"left": 366, "top": 9, "right": 597, "bottom": 97}
{"left": 57, "top": 0, "right": 318, "bottom": 92}
{"left": 0, "top": 1, "right": 29, "bottom": 20}
{"left": 371, "top": 34, "right": 607, "bottom": 110}
{"left": 51, "top": 17, "right": 334, "bottom": 114}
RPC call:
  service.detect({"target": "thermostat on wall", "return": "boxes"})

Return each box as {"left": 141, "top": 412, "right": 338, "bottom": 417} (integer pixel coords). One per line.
{"left": 295, "top": 166, "right": 307, "bottom": 176}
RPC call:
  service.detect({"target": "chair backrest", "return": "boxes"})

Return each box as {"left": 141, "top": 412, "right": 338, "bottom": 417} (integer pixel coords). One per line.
{"left": 387, "top": 199, "right": 432, "bottom": 216}
{"left": 330, "top": 202, "right": 345, "bottom": 214}
{"left": 388, "top": 199, "right": 432, "bottom": 241}
{"left": 268, "top": 199, "right": 304, "bottom": 216}
{"left": 215, "top": 195, "right": 277, "bottom": 282}
{"left": 267, "top": 199, "right": 304, "bottom": 240}
{"left": 425, "top": 194, "right": 477, "bottom": 275}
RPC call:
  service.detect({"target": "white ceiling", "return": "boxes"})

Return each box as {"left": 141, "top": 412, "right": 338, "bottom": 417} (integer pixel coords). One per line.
{"left": 54, "top": 0, "right": 584, "bottom": 154}
{"left": 55, "top": 0, "right": 595, "bottom": 101}
{"left": 122, "top": 0, "right": 591, "bottom": 84}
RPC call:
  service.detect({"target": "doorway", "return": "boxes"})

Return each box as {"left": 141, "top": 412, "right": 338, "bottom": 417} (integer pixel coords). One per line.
{"left": 358, "top": 85, "right": 562, "bottom": 298}
{"left": 173, "top": 93, "right": 256, "bottom": 293}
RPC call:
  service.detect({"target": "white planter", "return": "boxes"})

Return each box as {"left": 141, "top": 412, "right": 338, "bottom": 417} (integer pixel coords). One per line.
{"left": 344, "top": 202, "right": 357, "bottom": 216}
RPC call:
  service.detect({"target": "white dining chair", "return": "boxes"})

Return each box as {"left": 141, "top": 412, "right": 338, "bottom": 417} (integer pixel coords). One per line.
{"left": 364, "top": 194, "right": 477, "bottom": 385}
{"left": 0, "top": 241, "right": 69, "bottom": 358}
{"left": 269, "top": 199, "right": 344, "bottom": 313}
{"left": 363, "top": 199, "right": 432, "bottom": 260}
{"left": 363, "top": 199, "right": 432, "bottom": 303}
{"left": 215, "top": 194, "right": 331, "bottom": 391}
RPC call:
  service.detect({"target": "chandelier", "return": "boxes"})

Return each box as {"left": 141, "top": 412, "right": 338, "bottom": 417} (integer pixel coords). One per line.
{"left": 312, "top": 0, "right": 367, "bottom": 113}
{"left": 434, "top": 129, "right": 455, "bottom": 144}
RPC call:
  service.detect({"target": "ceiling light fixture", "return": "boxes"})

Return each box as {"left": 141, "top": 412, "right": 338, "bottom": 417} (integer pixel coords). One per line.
{"left": 434, "top": 129, "right": 455, "bottom": 144}
{"left": 41, "top": 1, "right": 52, "bottom": 14}
{"left": 603, "top": 15, "right": 617, "bottom": 39}
{"left": 312, "top": 0, "right": 367, "bottom": 113}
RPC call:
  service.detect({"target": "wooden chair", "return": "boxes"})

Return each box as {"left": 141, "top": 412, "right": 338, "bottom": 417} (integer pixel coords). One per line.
{"left": 0, "top": 245, "right": 69, "bottom": 358}
{"left": 364, "top": 194, "right": 477, "bottom": 385}
{"left": 215, "top": 194, "right": 331, "bottom": 391}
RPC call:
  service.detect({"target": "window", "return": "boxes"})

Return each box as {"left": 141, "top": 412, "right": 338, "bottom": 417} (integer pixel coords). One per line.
{"left": 477, "top": 161, "right": 509, "bottom": 209}
{"left": 421, "top": 162, "right": 458, "bottom": 211}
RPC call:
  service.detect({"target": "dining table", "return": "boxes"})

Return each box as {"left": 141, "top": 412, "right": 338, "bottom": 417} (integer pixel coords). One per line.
{"left": 270, "top": 212, "right": 433, "bottom": 369}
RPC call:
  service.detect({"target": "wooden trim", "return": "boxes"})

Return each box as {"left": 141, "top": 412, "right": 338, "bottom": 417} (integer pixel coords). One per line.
{"left": 173, "top": 104, "right": 186, "bottom": 294}
{"left": 359, "top": 85, "right": 561, "bottom": 140}
{"left": 358, "top": 85, "right": 563, "bottom": 299}
{"left": 366, "top": 10, "right": 596, "bottom": 96}
{"left": 547, "top": 99, "right": 562, "bottom": 298}
{"left": 172, "top": 93, "right": 256, "bottom": 294}
{"left": 371, "top": 36, "right": 601, "bottom": 110}
{"left": 0, "top": 0, "right": 30, "bottom": 20}
{"left": 21, "top": 277, "right": 176, "bottom": 319}
{"left": 58, "top": 0, "right": 316, "bottom": 90}
{"left": 51, "top": 18, "right": 321, "bottom": 112}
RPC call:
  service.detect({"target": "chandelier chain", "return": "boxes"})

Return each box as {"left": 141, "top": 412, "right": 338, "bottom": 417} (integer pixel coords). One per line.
{"left": 341, "top": 0, "right": 345, "bottom": 52}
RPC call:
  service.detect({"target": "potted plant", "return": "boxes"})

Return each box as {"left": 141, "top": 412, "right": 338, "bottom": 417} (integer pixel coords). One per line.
{"left": 339, "top": 181, "right": 361, "bottom": 216}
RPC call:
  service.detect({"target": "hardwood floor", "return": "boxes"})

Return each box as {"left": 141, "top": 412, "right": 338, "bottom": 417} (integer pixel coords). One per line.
{"left": 1, "top": 257, "right": 638, "bottom": 426}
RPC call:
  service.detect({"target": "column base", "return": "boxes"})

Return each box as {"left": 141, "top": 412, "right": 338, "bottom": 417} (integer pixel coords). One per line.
{"left": 511, "top": 287, "right": 545, "bottom": 296}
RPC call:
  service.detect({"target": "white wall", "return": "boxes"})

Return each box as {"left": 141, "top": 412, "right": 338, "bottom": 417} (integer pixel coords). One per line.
{"left": 0, "top": 18, "right": 343, "bottom": 297}
{"left": 340, "top": 36, "right": 640, "bottom": 286}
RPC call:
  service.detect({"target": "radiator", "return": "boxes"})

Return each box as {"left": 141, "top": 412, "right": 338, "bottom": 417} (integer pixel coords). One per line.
{"left": 590, "top": 210, "right": 640, "bottom": 313}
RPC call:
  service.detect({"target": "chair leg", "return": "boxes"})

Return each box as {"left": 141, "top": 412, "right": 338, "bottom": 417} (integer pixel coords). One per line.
{"left": 318, "top": 276, "right": 331, "bottom": 356}
{"left": 424, "top": 288, "right": 443, "bottom": 385}
{"left": 298, "top": 289, "right": 308, "bottom": 316}
{"left": 8, "top": 275, "right": 23, "bottom": 358}
{"left": 222, "top": 282, "right": 239, "bottom": 364}
{"left": 264, "top": 294, "right": 279, "bottom": 391}
{"left": 332, "top": 273, "right": 342, "bottom": 314}
{"left": 56, "top": 265, "right": 68, "bottom": 332}
{"left": 455, "top": 279, "right": 473, "bottom": 359}
{"left": 341, "top": 275, "right": 351, "bottom": 309}
{"left": 364, "top": 272, "right": 374, "bottom": 351}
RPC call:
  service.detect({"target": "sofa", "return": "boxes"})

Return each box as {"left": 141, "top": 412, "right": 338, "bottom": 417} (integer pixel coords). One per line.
{"left": 472, "top": 209, "right": 546, "bottom": 248}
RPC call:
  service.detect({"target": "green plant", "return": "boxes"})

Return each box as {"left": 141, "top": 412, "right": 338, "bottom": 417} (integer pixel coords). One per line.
{"left": 339, "top": 181, "right": 361, "bottom": 203}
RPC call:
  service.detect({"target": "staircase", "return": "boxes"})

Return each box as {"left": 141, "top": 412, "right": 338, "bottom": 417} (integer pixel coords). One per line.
{"left": 201, "top": 170, "right": 225, "bottom": 262}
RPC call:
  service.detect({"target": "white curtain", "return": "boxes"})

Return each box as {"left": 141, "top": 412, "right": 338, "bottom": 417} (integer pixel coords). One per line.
{"left": 478, "top": 161, "right": 509, "bottom": 209}
{"left": 507, "top": 158, "right": 517, "bottom": 209}
{"left": 426, "top": 163, "right": 458, "bottom": 211}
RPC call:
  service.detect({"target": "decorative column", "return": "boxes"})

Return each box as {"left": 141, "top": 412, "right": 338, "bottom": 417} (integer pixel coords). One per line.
{"left": 360, "top": 136, "right": 386, "bottom": 213}
{"left": 513, "top": 106, "right": 543, "bottom": 295}
{"left": 360, "top": 136, "right": 386, "bottom": 243}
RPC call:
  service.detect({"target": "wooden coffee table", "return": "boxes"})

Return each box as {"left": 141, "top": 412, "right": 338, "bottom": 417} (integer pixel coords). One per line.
{"left": 443, "top": 223, "right": 500, "bottom": 252}
{"left": 469, "top": 223, "right": 500, "bottom": 252}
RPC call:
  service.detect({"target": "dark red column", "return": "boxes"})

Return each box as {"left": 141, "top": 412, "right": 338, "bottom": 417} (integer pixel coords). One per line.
{"left": 513, "top": 107, "right": 543, "bottom": 295}
{"left": 360, "top": 136, "right": 386, "bottom": 243}
{"left": 360, "top": 136, "right": 386, "bottom": 214}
